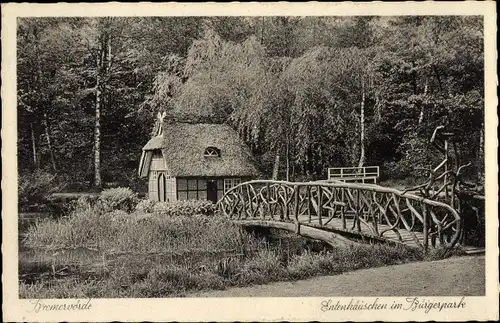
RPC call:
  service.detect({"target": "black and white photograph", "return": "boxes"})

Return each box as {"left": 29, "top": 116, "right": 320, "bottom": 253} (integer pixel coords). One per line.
{"left": 2, "top": 2, "right": 498, "bottom": 322}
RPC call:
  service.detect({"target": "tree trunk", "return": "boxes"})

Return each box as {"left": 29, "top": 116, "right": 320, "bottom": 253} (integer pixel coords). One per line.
{"left": 433, "top": 65, "right": 443, "bottom": 92}
{"left": 107, "top": 35, "right": 113, "bottom": 71}
{"left": 478, "top": 122, "right": 484, "bottom": 182}
{"left": 43, "top": 113, "right": 57, "bottom": 172}
{"left": 94, "top": 84, "right": 102, "bottom": 187}
{"left": 411, "top": 71, "right": 417, "bottom": 95}
{"left": 286, "top": 138, "right": 290, "bottom": 181}
{"left": 94, "top": 41, "right": 103, "bottom": 188}
{"left": 272, "top": 152, "right": 280, "bottom": 180}
{"left": 260, "top": 17, "right": 264, "bottom": 44}
{"left": 31, "top": 122, "right": 38, "bottom": 168}
{"left": 358, "top": 83, "right": 366, "bottom": 168}
{"left": 418, "top": 80, "right": 428, "bottom": 125}
{"left": 33, "top": 26, "right": 43, "bottom": 170}
{"left": 375, "top": 91, "right": 381, "bottom": 122}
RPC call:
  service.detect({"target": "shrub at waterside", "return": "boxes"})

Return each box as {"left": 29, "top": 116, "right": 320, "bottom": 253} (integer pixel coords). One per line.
{"left": 135, "top": 199, "right": 216, "bottom": 216}
{"left": 99, "top": 187, "right": 139, "bottom": 213}
{"left": 152, "top": 200, "right": 217, "bottom": 217}
{"left": 135, "top": 199, "right": 157, "bottom": 213}
{"left": 18, "top": 170, "right": 67, "bottom": 210}
{"left": 23, "top": 205, "right": 240, "bottom": 253}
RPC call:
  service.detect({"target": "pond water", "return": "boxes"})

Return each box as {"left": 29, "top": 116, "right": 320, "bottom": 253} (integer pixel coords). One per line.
{"left": 19, "top": 212, "right": 52, "bottom": 249}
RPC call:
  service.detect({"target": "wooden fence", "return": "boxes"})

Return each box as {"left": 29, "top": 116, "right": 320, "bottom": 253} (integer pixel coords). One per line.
{"left": 327, "top": 166, "right": 380, "bottom": 184}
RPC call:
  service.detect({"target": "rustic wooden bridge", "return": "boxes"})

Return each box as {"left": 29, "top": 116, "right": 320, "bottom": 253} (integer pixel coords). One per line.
{"left": 217, "top": 180, "right": 464, "bottom": 252}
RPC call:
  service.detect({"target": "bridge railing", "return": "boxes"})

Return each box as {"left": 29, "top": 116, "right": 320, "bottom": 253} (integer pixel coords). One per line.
{"left": 327, "top": 166, "right": 380, "bottom": 184}
{"left": 216, "top": 180, "right": 462, "bottom": 251}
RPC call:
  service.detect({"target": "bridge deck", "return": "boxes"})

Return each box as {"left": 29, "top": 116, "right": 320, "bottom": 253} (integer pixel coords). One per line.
{"left": 297, "top": 215, "right": 426, "bottom": 248}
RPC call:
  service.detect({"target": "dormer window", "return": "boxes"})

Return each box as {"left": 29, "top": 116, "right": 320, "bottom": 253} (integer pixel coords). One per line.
{"left": 204, "top": 147, "right": 220, "bottom": 157}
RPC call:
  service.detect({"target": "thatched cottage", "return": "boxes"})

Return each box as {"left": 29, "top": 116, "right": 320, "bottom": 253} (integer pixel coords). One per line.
{"left": 138, "top": 113, "right": 260, "bottom": 203}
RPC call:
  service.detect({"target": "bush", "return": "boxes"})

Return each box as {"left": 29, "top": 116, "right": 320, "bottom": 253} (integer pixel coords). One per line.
{"left": 239, "top": 250, "right": 287, "bottom": 284}
{"left": 135, "top": 199, "right": 157, "bottom": 213}
{"left": 69, "top": 195, "right": 101, "bottom": 214}
{"left": 18, "top": 170, "right": 66, "bottom": 208}
{"left": 99, "top": 187, "right": 138, "bottom": 213}
{"left": 152, "top": 200, "right": 216, "bottom": 217}
{"left": 461, "top": 198, "right": 485, "bottom": 247}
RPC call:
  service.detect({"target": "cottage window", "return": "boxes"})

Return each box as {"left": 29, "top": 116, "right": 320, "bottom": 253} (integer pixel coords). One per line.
{"left": 188, "top": 179, "right": 197, "bottom": 190}
{"left": 223, "top": 178, "right": 241, "bottom": 194}
{"left": 204, "top": 147, "right": 220, "bottom": 157}
{"left": 217, "top": 179, "right": 225, "bottom": 201}
{"left": 177, "top": 178, "right": 208, "bottom": 201}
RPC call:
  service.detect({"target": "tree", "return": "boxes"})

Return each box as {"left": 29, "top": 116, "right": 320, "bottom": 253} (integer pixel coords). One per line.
{"left": 282, "top": 46, "right": 373, "bottom": 176}
{"left": 370, "top": 16, "right": 484, "bottom": 178}
{"left": 17, "top": 16, "right": 484, "bottom": 189}
{"left": 17, "top": 18, "right": 87, "bottom": 173}
{"left": 72, "top": 18, "right": 123, "bottom": 188}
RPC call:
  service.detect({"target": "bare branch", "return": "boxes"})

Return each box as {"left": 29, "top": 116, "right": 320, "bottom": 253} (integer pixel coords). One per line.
{"left": 456, "top": 162, "right": 472, "bottom": 176}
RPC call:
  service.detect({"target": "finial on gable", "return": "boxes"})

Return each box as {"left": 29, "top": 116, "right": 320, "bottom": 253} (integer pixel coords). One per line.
{"left": 154, "top": 111, "right": 168, "bottom": 137}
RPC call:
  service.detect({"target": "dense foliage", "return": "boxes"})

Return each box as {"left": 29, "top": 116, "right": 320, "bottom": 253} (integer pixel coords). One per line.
{"left": 151, "top": 200, "right": 217, "bottom": 217}
{"left": 99, "top": 187, "right": 139, "bottom": 212}
{"left": 17, "top": 16, "right": 484, "bottom": 188}
{"left": 18, "top": 170, "right": 67, "bottom": 207}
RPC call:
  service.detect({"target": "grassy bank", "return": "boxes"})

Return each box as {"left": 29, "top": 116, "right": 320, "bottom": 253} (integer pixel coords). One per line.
{"left": 20, "top": 199, "right": 429, "bottom": 298}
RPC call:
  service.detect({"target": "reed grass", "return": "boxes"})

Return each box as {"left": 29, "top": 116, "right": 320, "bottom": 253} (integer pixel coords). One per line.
{"left": 20, "top": 203, "right": 431, "bottom": 298}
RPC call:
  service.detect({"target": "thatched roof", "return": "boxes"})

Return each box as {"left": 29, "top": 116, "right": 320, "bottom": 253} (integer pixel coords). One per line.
{"left": 169, "top": 111, "right": 226, "bottom": 125}
{"left": 162, "top": 122, "right": 259, "bottom": 177}
{"left": 140, "top": 121, "right": 260, "bottom": 178}
{"left": 142, "top": 135, "right": 165, "bottom": 151}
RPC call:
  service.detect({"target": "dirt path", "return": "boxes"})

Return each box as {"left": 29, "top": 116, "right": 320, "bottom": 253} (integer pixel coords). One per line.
{"left": 192, "top": 255, "right": 485, "bottom": 297}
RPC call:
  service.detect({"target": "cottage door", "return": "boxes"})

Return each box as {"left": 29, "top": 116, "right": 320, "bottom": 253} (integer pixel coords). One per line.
{"left": 157, "top": 172, "right": 167, "bottom": 202}
{"left": 207, "top": 180, "right": 218, "bottom": 203}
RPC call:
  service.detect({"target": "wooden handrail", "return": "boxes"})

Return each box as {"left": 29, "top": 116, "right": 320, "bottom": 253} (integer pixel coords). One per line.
{"left": 217, "top": 180, "right": 462, "bottom": 252}
{"left": 328, "top": 166, "right": 380, "bottom": 184}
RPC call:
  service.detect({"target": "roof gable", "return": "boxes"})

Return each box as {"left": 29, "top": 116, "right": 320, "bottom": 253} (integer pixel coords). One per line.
{"left": 142, "top": 135, "right": 165, "bottom": 151}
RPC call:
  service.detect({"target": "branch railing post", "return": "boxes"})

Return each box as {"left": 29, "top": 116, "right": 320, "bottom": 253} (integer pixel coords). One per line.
{"left": 444, "top": 139, "right": 449, "bottom": 200}
{"left": 341, "top": 188, "right": 346, "bottom": 229}
{"left": 356, "top": 189, "right": 361, "bottom": 232}
{"left": 284, "top": 187, "right": 290, "bottom": 220}
{"left": 294, "top": 185, "right": 300, "bottom": 221}
{"left": 317, "top": 185, "right": 323, "bottom": 226}
{"left": 422, "top": 202, "right": 428, "bottom": 252}
{"left": 247, "top": 185, "right": 253, "bottom": 218}
{"left": 306, "top": 186, "right": 311, "bottom": 222}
